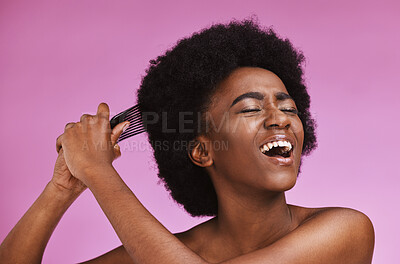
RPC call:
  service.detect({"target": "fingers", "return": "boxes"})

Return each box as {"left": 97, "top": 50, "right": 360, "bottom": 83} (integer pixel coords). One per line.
{"left": 58, "top": 147, "right": 64, "bottom": 155}
{"left": 110, "top": 121, "right": 130, "bottom": 145}
{"left": 80, "top": 114, "right": 94, "bottom": 123}
{"left": 97, "top": 102, "right": 110, "bottom": 120}
{"left": 56, "top": 102, "right": 112, "bottom": 154}
{"left": 78, "top": 103, "right": 109, "bottom": 126}
{"left": 56, "top": 134, "right": 63, "bottom": 153}
{"left": 57, "top": 122, "right": 73, "bottom": 153}
{"left": 65, "top": 122, "right": 75, "bottom": 130}
{"left": 111, "top": 121, "right": 129, "bottom": 159}
{"left": 113, "top": 143, "right": 121, "bottom": 159}
{"left": 58, "top": 122, "right": 76, "bottom": 153}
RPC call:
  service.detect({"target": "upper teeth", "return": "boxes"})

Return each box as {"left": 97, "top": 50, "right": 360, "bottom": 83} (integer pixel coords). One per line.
{"left": 260, "top": 140, "right": 292, "bottom": 153}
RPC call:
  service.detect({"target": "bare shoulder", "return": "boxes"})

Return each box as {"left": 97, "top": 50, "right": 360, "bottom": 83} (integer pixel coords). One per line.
{"left": 174, "top": 206, "right": 375, "bottom": 264}
{"left": 290, "top": 204, "right": 374, "bottom": 227}
{"left": 222, "top": 206, "right": 375, "bottom": 264}
{"left": 294, "top": 205, "right": 375, "bottom": 236}
{"left": 278, "top": 205, "right": 375, "bottom": 264}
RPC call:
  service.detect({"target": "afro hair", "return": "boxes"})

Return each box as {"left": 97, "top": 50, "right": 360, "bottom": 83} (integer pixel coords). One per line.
{"left": 137, "top": 17, "right": 317, "bottom": 217}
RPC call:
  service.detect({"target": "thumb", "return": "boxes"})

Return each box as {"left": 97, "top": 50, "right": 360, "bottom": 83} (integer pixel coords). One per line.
{"left": 111, "top": 121, "right": 130, "bottom": 145}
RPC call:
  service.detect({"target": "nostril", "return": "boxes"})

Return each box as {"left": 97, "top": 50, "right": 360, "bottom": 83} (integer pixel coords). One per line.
{"left": 266, "top": 123, "right": 290, "bottom": 129}
{"left": 264, "top": 112, "right": 291, "bottom": 129}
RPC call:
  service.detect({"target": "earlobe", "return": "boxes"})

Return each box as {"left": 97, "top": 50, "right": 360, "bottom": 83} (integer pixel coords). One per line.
{"left": 188, "top": 139, "right": 213, "bottom": 167}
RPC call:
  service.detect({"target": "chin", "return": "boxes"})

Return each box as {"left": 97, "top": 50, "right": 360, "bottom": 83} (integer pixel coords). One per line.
{"left": 263, "top": 171, "right": 298, "bottom": 192}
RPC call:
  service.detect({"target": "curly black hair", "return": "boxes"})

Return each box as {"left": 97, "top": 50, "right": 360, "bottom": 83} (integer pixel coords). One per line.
{"left": 137, "top": 17, "right": 317, "bottom": 217}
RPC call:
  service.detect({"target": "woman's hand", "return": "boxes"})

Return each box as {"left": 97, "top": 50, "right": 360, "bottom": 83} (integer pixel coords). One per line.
{"left": 56, "top": 103, "right": 130, "bottom": 186}
{"left": 50, "top": 148, "right": 87, "bottom": 197}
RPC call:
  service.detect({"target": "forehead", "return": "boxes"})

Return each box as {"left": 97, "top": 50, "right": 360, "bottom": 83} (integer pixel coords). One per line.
{"left": 212, "top": 67, "right": 289, "bottom": 105}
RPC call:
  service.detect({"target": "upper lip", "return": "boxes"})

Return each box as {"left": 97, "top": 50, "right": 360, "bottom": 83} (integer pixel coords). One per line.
{"left": 258, "top": 134, "right": 296, "bottom": 150}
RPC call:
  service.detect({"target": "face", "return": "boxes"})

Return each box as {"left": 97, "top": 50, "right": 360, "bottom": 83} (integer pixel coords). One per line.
{"left": 201, "top": 67, "right": 304, "bottom": 193}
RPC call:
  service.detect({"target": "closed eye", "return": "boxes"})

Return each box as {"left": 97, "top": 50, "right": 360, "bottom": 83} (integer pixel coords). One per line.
{"left": 239, "top": 108, "right": 298, "bottom": 114}
{"left": 281, "top": 108, "right": 299, "bottom": 115}
{"left": 240, "top": 108, "right": 261, "bottom": 113}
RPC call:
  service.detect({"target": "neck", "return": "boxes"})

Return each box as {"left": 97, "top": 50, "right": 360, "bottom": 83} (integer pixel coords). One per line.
{"left": 212, "top": 187, "right": 293, "bottom": 254}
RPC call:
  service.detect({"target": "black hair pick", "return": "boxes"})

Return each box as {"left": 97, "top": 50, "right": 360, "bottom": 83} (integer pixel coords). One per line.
{"left": 109, "top": 104, "right": 146, "bottom": 142}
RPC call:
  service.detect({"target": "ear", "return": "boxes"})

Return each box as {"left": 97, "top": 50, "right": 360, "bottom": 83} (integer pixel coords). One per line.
{"left": 188, "top": 136, "right": 213, "bottom": 167}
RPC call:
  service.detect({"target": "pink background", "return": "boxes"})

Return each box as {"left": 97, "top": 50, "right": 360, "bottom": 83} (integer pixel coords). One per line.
{"left": 1, "top": 0, "right": 399, "bottom": 263}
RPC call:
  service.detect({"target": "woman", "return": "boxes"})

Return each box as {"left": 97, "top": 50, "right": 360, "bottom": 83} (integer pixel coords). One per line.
{"left": 0, "top": 18, "right": 374, "bottom": 263}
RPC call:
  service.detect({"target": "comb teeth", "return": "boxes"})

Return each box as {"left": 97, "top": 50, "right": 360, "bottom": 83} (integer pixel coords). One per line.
{"left": 109, "top": 104, "right": 146, "bottom": 142}
{"left": 110, "top": 104, "right": 140, "bottom": 128}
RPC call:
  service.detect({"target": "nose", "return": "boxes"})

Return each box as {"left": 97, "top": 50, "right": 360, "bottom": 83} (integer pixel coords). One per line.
{"left": 263, "top": 108, "right": 291, "bottom": 130}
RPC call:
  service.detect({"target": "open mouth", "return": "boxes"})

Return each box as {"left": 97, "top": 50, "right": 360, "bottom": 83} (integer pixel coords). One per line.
{"left": 259, "top": 140, "right": 293, "bottom": 158}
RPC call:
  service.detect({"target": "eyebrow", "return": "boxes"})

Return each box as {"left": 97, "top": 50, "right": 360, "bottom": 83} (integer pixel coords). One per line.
{"left": 275, "top": 92, "right": 293, "bottom": 101}
{"left": 230, "top": 91, "right": 293, "bottom": 108}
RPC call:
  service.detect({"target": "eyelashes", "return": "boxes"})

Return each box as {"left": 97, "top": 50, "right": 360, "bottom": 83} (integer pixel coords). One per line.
{"left": 281, "top": 108, "right": 299, "bottom": 115}
{"left": 239, "top": 108, "right": 299, "bottom": 115}
{"left": 240, "top": 108, "right": 261, "bottom": 113}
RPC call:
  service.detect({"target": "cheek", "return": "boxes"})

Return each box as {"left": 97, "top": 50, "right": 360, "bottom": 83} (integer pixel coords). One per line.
{"left": 210, "top": 130, "right": 255, "bottom": 172}
{"left": 212, "top": 131, "right": 250, "bottom": 160}
{"left": 211, "top": 145, "right": 250, "bottom": 184}
{"left": 293, "top": 117, "right": 304, "bottom": 147}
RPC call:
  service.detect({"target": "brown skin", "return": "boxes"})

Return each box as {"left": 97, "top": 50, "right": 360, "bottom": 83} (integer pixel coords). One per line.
{"left": 0, "top": 67, "right": 374, "bottom": 264}
{"left": 175, "top": 67, "right": 375, "bottom": 263}
{"left": 184, "top": 67, "right": 307, "bottom": 260}
{"left": 0, "top": 121, "right": 128, "bottom": 263}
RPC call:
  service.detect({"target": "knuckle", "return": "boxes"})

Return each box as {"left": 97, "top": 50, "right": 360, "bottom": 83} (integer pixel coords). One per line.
{"left": 64, "top": 122, "right": 75, "bottom": 130}
{"left": 97, "top": 114, "right": 108, "bottom": 120}
{"left": 80, "top": 114, "right": 94, "bottom": 122}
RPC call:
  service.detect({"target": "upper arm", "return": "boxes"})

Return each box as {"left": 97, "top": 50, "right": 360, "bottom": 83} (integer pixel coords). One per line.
{"left": 79, "top": 245, "right": 134, "bottom": 264}
{"left": 78, "top": 233, "right": 186, "bottom": 264}
{"left": 220, "top": 208, "right": 375, "bottom": 264}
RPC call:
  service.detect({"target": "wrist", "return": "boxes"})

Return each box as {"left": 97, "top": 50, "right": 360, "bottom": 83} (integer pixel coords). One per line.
{"left": 46, "top": 180, "right": 83, "bottom": 203}
{"left": 79, "top": 165, "right": 118, "bottom": 188}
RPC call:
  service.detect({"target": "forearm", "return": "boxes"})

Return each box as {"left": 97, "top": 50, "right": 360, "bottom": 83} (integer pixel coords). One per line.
{"left": 84, "top": 166, "right": 207, "bottom": 264}
{"left": 0, "top": 182, "right": 79, "bottom": 263}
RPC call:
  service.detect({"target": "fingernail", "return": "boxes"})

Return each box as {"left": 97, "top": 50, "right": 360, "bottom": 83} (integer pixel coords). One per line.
{"left": 122, "top": 122, "right": 130, "bottom": 132}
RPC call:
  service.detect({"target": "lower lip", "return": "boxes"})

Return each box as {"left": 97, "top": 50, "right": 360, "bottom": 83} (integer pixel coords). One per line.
{"left": 261, "top": 151, "right": 294, "bottom": 166}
